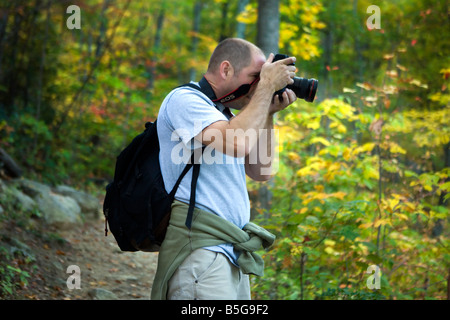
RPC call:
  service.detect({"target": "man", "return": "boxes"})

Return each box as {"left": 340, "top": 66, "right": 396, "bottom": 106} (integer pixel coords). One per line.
{"left": 151, "top": 38, "right": 297, "bottom": 300}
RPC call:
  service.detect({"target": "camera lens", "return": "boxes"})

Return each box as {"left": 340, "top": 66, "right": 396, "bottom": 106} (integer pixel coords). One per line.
{"left": 287, "top": 77, "right": 318, "bottom": 102}
{"left": 272, "top": 54, "right": 318, "bottom": 103}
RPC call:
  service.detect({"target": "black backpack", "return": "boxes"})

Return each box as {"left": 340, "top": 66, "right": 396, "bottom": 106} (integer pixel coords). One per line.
{"left": 103, "top": 83, "right": 211, "bottom": 252}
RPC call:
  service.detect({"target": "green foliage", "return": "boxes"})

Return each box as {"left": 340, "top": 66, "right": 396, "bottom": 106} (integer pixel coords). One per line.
{"left": 0, "top": 247, "right": 31, "bottom": 298}
{"left": 0, "top": 0, "right": 448, "bottom": 300}
{"left": 250, "top": 63, "right": 449, "bottom": 299}
{"left": 0, "top": 193, "right": 34, "bottom": 298}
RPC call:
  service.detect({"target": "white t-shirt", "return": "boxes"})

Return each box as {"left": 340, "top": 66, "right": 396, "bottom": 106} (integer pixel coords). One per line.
{"left": 157, "top": 83, "right": 251, "bottom": 266}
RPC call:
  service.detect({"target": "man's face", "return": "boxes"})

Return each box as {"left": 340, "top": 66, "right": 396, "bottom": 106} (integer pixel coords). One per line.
{"left": 225, "top": 51, "right": 266, "bottom": 110}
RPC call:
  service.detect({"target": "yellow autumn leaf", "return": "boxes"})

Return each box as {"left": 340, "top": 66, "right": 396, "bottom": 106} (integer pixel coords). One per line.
{"left": 306, "top": 119, "right": 321, "bottom": 130}
{"left": 354, "top": 142, "right": 376, "bottom": 155}
{"left": 374, "top": 218, "right": 392, "bottom": 228}
{"left": 294, "top": 207, "right": 308, "bottom": 214}
{"left": 327, "top": 162, "right": 341, "bottom": 172}
{"left": 337, "top": 123, "right": 347, "bottom": 133}
{"left": 236, "top": 4, "right": 257, "bottom": 24}
{"left": 389, "top": 142, "right": 407, "bottom": 154}
{"left": 343, "top": 148, "right": 352, "bottom": 161}
{"left": 358, "top": 243, "right": 369, "bottom": 255}
{"left": 324, "top": 239, "right": 336, "bottom": 247}
{"left": 387, "top": 198, "right": 400, "bottom": 212}
{"left": 403, "top": 201, "right": 416, "bottom": 212}
{"left": 279, "top": 26, "right": 297, "bottom": 43}
{"left": 324, "top": 247, "right": 336, "bottom": 255}
{"left": 410, "top": 181, "right": 418, "bottom": 187}
{"left": 314, "top": 184, "right": 324, "bottom": 192}
{"left": 288, "top": 152, "right": 301, "bottom": 162}
{"left": 395, "top": 213, "right": 409, "bottom": 221}
{"left": 410, "top": 79, "right": 428, "bottom": 89}
{"left": 331, "top": 191, "right": 347, "bottom": 200}
{"left": 275, "top": 125, "right": 303, "bottom": 141}
{"left": 330, "top": 121, "right": 348, "bottom": 134}
{"left": 297, "top": 166, "right": 313, "bottom": 177}
{"left": 363, "top": 166, "right": 379, "bottom": 180}
{"left": 311, "top": 137, "right": 331, "bottom": 146}
{"left": 441, "top": 181, "right": 450, "bottom": 192}
{"left": 310, "top": 21, "right": 326, "bottom": 29}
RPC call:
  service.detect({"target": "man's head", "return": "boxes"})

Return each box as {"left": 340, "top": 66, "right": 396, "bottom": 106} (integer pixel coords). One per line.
{"left": 205, "top": 38, "right": 266, "bottom": 110}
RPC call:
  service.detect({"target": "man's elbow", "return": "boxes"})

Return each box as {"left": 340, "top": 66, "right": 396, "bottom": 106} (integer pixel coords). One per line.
{"left": 245, "top": 163, "right": 273, "bottom": 181}
{"left": 251, "top": 173, "right": 273, "bottom": 182}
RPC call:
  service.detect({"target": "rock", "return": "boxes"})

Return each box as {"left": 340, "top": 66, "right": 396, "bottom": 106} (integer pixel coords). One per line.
{"left": 0, "top": 178, "right": 6, "bottom": 191}
{"left": 54, "top": 185, "right": 100, "bottom": 218}
{"left": 88, "top": 288, "right": 118, "bottom": 300}
{"left": 1, "top": 177, "right": 102, "bottom": 230}
{"left": 35, "top": 192, "right": 82, "bottom": 230}
{"left": 2, "top": 184, "right": 37, "bottom": 213}
{"left": 16, "top": 178, "right": 51, "bottom": 198}
{"left": 116, "top": 274, "right": 139, "bottom": 282}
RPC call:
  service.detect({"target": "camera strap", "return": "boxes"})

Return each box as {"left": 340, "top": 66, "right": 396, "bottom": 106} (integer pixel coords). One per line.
{"left": 182, "top": 77, "right": 233, "bottom": 119}
{"left": 198, "top": 77, "right": 233, "bottom": 118}
{"left": 199, "top": 76, "right": 259, "bottom": 105}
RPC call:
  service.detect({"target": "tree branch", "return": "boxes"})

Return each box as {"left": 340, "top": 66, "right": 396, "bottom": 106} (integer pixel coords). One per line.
{"left": 52, "top": 0, "right": 131, "bottom": 135}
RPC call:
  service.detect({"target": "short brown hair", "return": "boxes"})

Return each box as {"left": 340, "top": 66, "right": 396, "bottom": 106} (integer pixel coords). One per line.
{"left": 207, "top": 38, "right": 262, "bottom": 75}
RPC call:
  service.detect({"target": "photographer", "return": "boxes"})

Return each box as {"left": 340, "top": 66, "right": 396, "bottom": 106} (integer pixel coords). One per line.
{"left": 151, "top": 38, "right": 297, "bottom": 300}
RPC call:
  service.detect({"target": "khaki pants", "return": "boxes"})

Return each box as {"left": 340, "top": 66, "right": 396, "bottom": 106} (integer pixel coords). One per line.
{"left": 167, "top": 248, "right": 251, "bottom": 300}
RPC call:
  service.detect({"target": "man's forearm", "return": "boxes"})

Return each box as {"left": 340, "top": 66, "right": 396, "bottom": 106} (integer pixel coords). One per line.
{"left": 245, "top": 114, "right": 275, "bottom": 181}
{"left": 227, "top": 80, "right": 276, "bottom": 154}
{"left": 199, "top": 80, "right": 275, "bottom": 158}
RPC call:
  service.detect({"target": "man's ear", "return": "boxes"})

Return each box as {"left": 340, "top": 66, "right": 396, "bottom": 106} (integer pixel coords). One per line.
{"left": 219, "top": 60, "right": 234, "bottom": 80}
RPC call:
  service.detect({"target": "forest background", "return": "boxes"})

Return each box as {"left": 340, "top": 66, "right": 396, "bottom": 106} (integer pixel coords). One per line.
{"left": 0, "top": 0, "right": 449, "bottom": 299}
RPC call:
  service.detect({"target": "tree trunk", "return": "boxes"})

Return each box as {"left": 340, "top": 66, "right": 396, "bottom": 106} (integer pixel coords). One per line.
{"left": 33, "top": 1, "right": 51, "bottom": 160}
{"left": 236, "top": 0, "right": 249, "bottom": 38}
{"left": 218, "top": 1, "right": 229, "bottom": 42}
{"left": 0, "top": 5, "right": 10, "bottom": 79}
{"left": 256, "top": 0, "right": 279, "bottom": 57}
{"left": 0, "top": 148, "right": 22, "bottom": 178}
{"left": 147, "top": 6, "right": 165, "bottom": 90}
{"left": 352, "top": 0, "right": 364, "bottom": 83}
{"left": 189, "top": 0, "right": 203, "bottom": 81}
{"left": 255, "top": 0, "right": 279, "bottom": 216}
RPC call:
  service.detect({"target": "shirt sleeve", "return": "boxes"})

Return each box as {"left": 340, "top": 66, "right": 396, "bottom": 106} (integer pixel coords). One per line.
{"left": 161, "top": 87, "right": 227, "bottom": 149}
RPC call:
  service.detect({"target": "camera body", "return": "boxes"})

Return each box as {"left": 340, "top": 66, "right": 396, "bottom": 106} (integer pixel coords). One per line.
{"left": 273, "top": 54, "right": 318, "bottom": 103}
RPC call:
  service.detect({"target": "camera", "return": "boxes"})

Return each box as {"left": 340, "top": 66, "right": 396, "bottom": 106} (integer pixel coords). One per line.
{"left": 273, "top": 53, "right": 318, "bottom": 103}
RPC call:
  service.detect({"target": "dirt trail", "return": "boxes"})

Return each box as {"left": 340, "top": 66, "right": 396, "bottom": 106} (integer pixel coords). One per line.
{"left": 59, "top": 217, "right": 159, "bottom": 300}
{"left": 8, "top": 215, "right": 159, "bottom": 300}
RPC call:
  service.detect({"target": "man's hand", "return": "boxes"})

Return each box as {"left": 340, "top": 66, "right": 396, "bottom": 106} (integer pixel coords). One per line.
{"left": 259, "top": 53, "right": 297, "bottom": 92}
{"left": 269, "top": 88, "right": 297, "bottom": 115}
{"left": 257, "top": 53, "right": 297, "bottom": 114}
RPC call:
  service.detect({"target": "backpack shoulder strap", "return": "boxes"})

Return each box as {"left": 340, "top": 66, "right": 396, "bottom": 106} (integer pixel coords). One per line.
{"left": 169, "top": 79, "right": 223, "bottom": 229}
{"left": 167, "top": 147, "right": 205, "bottom": 230}
{"left": 178, "top": 78, "right": 219, "bottom": 110}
